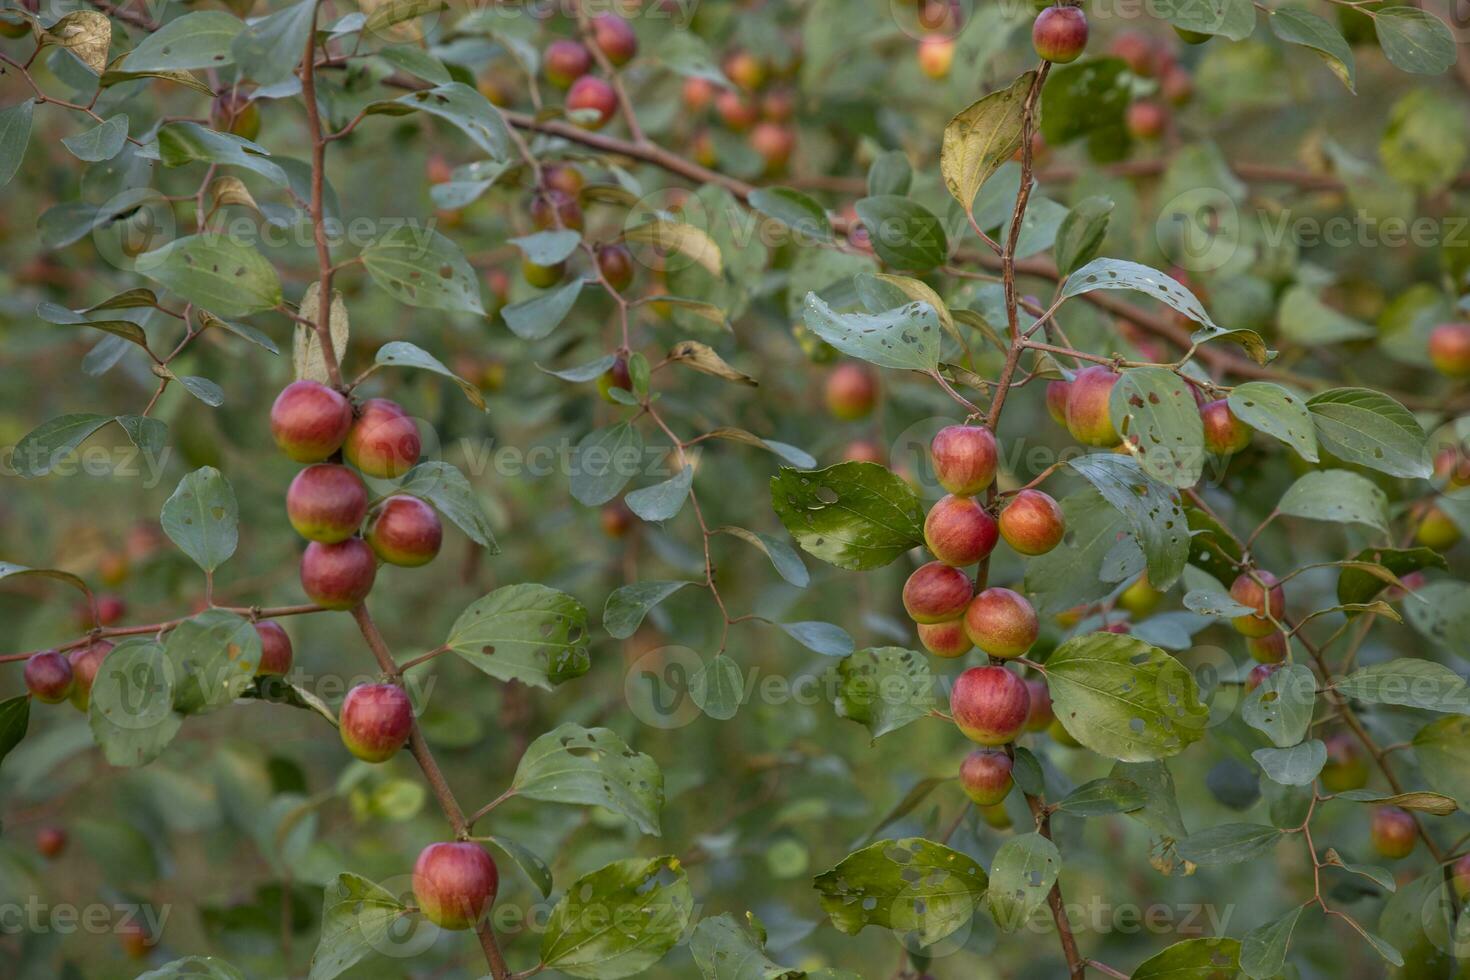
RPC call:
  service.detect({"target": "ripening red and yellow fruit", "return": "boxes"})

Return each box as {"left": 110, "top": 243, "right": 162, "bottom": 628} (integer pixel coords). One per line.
{"left": 1452, "top": 854, "right": 1470, "bottom": 901}
{"left": 715, "top": 89, "right": 759, "bottom": 131}
{"left": 950, "top": 665, "right": 1030, "bottom": 745}
{"left": 1429, "top": 323, "right": 1470, "bottom": 378}
{"left": 1370, "top": 806, "right": 1417, "bottom": 860}
{"left": 255, "top": 621, "right": 293, "bottom": 676}
{"left": 964, "top": 587, "right": 1039, "bottom": 659}
{"left": 1045, "top": 379, "right": 1070, "bottom": 426}
{"left": 1245, "top": 661, "right": 1283, "bottom": 693}
{"left": 959, "top": 749, "right": 1014, "bottom": 806}
{"left": 530, "top": 188, "right": 584, "bottom": 231}
{"left": 35, "top": 825, "right": 66, "bottom": 859}
{"left": 1065, "top": 366, "right": 1120, "bottom": 447}
{"left": 917, "top": 619, "right": 972, "bottom": 658}
{"left": 597, "top": 243, "right": 636, "bottom": 292}
{"left": 67, "top": 640, "right": 113, "bottom": 711}
{"left": 1126, "top": 100, "right": 1167, "bottom": 140}
{"left": 998, "top": 490, "right": 1065, "bottom": 556}
{"left": 339, "top": 683, "right": 413, "bottom": 763}
{"left": 345, "top": 399, "right": 421, "bottom": 479}
{"left": 270, "top": 380, "right": 353, "bottom": 463}
{"left": 917, "top": 35, "right": 954, "bottom": 79}
{"left": 1247, "top": 630, "right": 1288, "bottom": 664}
{"left": 414, "top": 841, "right": 500, "bottom": 930}
{"left": 543, "top": 39, "right": 592, "bottom": 88}
{"left": 1109, "top": 31, "right": 1160, "bottom": 77}
{"left": 1200, "top": 399, "right": 1251, "bottom": 455}
{"left": 523, "top": 258, "right": 565, "bottom": 288}
{"left": 930, "top": 425, "right": 997, "bottom": 496}
{"left": 566, "top": 76, "right": 618, "bottom": 130}
{"left": 1320, "top": 733, "right": 1369, "bottom": 792}
{"left": 601, "top": 501, "right": 635, "bottom": 539}
{"left": 825, "top": 362, "right": 878, "bottom": 421}
{"left": 1417, "top": 505, "right": 1461, "bottom": 551}
{"left": 842, "top": 439, "right": 886, "bottom": 465}
{"left": 902, "top": 561, "right": 973, "bottom": 624}
{"left": 365, "top": 495, "right": 444, "bottom": 567}
{"left": 119, "top": 921, "right": 154, "bottom": 959}
{"left": 683, "top": 76, "right": 716, "bottom": 112}
{"left": 301, "top": 538, "right": 377, "bottom": 610}
{"left": 750, "top": 122, "right": 796, "bottom": 174}
{"left": 25, "top": 650, "right": 73, "bottom": 703}
{"left": 1032, "top": 5, "right": 1088, "bottom": 63}
{"left": 723, "top": 50, "right": 766, "bottom": 91}
{"left": 925, "top": 494, "right": 999, "bottom": 567}
{"left": 1117, "top": 576, "right": 1164, "bottom": 618}
{"left": 1024, "top": 679, "right": 1054, "bottom": 731}
{"left": 1229, "top": 570, "right": 1285, "bottom": 637}
{"left": 598, "top": 356, "right": 633, "bottom": 403}
{"left": 287, "top": 464, "right": 369, "bottom": 543}
{"left": 980, "top": 802, "right": 1013, "bottom": 829}
{"left": 591, "top": 14, "right": 637, "bottom": 66}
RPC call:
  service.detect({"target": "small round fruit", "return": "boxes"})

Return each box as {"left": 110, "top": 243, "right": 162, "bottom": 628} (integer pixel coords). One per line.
{"left": 339, "top": 682, "right": 413, "bottom": 763}
{"left": 522, "top": 258, "right": 565, "bottom": 288}
{"left": 1109, "top": 31, "right": 1158, "bottom": 76}
{"left": 1230, "top": 570, "right": 1286, "bottom": 637}
{"left": 1117, "top": 576, "right": 1164, "bottom": 618}
{"left": 414, "top": 841, "right": 500, "bottom": 930}
{"left": 980, "top": 802, "right": 1013, "bottom": 829}
{"left": 1065, "top": 366, "right": 1120, "bottom": 447}
{"left": 723, "top": 50, "right": 766, "bottom": 91}
{"left": 598, "top": 356, "right": 633, "bottom": 403}
{"left": 1126, "top": 100, "right": 1167, "bottom": 139}
{"left": 345, "top": 399, "right": 421, "bottom": 479}
{"left": 1024, "top": 679, "right": 1054, "bottom": 731}
{"left": 917, "top": 34, "right": 954, "bottom": 79}
{"left": 601, "top": 501, "right": 635, "bottom": 539}
{"left": 751, "top": 122, "right": 797, "bottom": 174}
{"left": 1417, "top": 505, "right": 1461, "bottom": 551}
{"left": 1452, "top": 853, "right": 1470, "bottom": 901}
{"left": 530, "top": 189, "right": 584, "bottom": 231}
{"left": 761, "top": 88, "right": 795, "bottom": 122}
{"left": 1048, "top": 716, "right": 1082, "bottom": 747}
{"left": 715, "top": 89, "right": 758, "bottom": 131}
{"left": 35, "top": 825, "right": 66, "bottom": 859}
{"left": 94, "top": 594, "right": 126, "bottom": 626}
{"left": 917, "top": 620, "right": 972, "bottom": 658}
{"left": 683, "top": 76, "right": 716, "bottom": 111}
{"left": 255, "top": 621, "right": 293, "bottom": 676}
{"left": 1045, "top": 379, "right": 1070, "bottom": 426}
{"left": 543, "top": 39, "right": 592, "bottom": 88}
{"left": 597, "top": 244, "right": 636, "bottom": 292}
{"left": 270, "top": 380, "right": 353, "bottom": 463}
{"left": 287, "top": 464, "right": 369, "bottom": 543}
{"left": 1161, "top": 64, "right": 1193, "bottom": 105}
{"left": 119, "top": 921, "right": 154, "bottom": 959}
{"left": 366, "top": 496, "right": 443, "bottom": 567}
{"left": 1371, "top": 806, "right": 1417, "bottom": 860}
{"left": 25, "top": 651, "right": 74, "bottom": 703}
{"left": 566, "top": 76, "right": 618, "bottom": 130}
{"left": 541, "top": 163, "right": 584, "bottom": 197}
{"left": 925, "top": 494, "right": 999, "bottom": 567}
{"left": 930, "top": 425, "right": 997, "bottom": 496}
{"left": 301, "top": 538, "right": 377, "bottom": 610}
{"left": 1320, "top": 733, "right": 1369, "bottom": 792}
{"left": 950, "top": 665, "right": 1030, "bottom": 745}
{"left": 960, "top": 749, "right": 1014, "bottom": 806}
{"left": 67, "top": 640, "right": 113, "bottom": 711}
{"left": 964, "top": 587, "right": 1039, "bottom": 659}
{"left": 999, "top": 490, "right": 1065, "bottom": 556}
{"left": 825, "top": 362, "right": 878, "bottom": 421}
{"left": 902, "top": 561, "right": 974, "bottom": 624}
{"left": 591, "top": 14, "right": 637, "bottom": 65}
{"left": 1032, "top": 5, "right": 1088, "bottom": 64}
{"left": 1245, "top": 662, "right": 1283, "bottom": 693}
{"left": 211, "top": 90, "right": 260, "bottom": 140}
{"left": 842, "top": 439, "right": 886, "bottom": 464}
{"left": 1201, "top": 399, "right": 1251, "bottom": 455}
{"left": 1429, "top": 323, "right": 1470, "bottom": 378}
{"left": 1242, "top": 632, "right": 1287, "bottom": 668}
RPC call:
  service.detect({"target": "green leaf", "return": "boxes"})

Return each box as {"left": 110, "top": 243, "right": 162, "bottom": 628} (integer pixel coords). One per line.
{"left": 623, "top": 218, "right": 723, "bottom": 277}
{"left": 1323, "top": 853, "right": 1396, "bottom": 891}
{"left": 137, "top": 957, "right": 246, "bottom": 980}
{"left": 88, "top": 638, "right": 181, "bottom": 767}
{"left": 1044, "top": 632, "right": 1209, "bottom": 761}
{"left": 716, "top": 527, "right": 809, "bottom": 588}
{"left": 689, "top": 656, "right": 744, "bottom": 720}
{"left": 1112, "top": 760, "right": 1187, "bottom": 838}
{"left": 1381, "top": 90, "right": 1469, "bottom": 192}
{"left": 307, "top": 873, "right": 408, "bottom": 980}
{"left": 1335, "top": 789, "right": 1458, "bottom": 815}
{"left": 155, "top": 122, "right": 287, "bottom": 186}
{"left": 1227, "top": 382, "right": 1318, "bottom": 462}
{"left": 940, "top": 70, "right": 1036, "bottom": 215}
{"left": 748, "top": 187, "right": 832, "bottom": 242}
{"left": 1278, "top": 469, "right": 1388, "bottom": 532}
{"left": 1040, "top": 58, "right": 1129, "bottom": 146}
{"left": 1335, "top": 660, "right": 1469, "bottom": 713}
{"left": 775, "top": 620, "right": 853, "bottom": 657}
{"left": 1243, "top": 664, "right": 1316, "bottom": 748}
{"left": 73, "top": 817, "right": 158, "bottom": 883}
{"left": 1063, "top": 258, "right": 1218, "bottom": 332}
{"left": 829, "top": 647, "right": 934, "bottom": 740}
{"left": 867, "top": 150, "right": 912, "bottom": 197}
{"left": 706, "top": 428, "right": 816, "bottom": 468}
{"left": 1068, "top": 453, "right": 1190, "bottom": 589}
{"left": 1279, "top": 284, "right": 1373, "bottom": 343}
{"left": 503, "top": 279, "right": 584, "bottom": 340}
{"left": 375, "top": 45, "right": 451, "bottom": 85}
{"left": 483, "top": 835, "right": 553, "bottom": 898}
{"left": 122, "top": 11, "right": 244, "bottom": 71}
{"left": 1151, "top": 0, "right": 1256, "bottom": 40}
{"left": 0, "top": 99, "right": 34, "bottom": 188}
{"left": 852, "top": 196, "right": 947, "bottom": 271}
{"left": 365, "top": 82, "right": 510, "bottom": 160}
{"left": 362, "top": 0, "right": 445, "bottom": 35}
{"left": 541, "top": 856, "right": 692, "bottom": 978}
{"left": 135, "top": 235, "right": 282, "bottom": 317}
{"left": 0, "top": 561, "right": 93, "bottom": 601}
{"left": 570, "top": 422, "right": 644, "bottom": 507}
{"left": 1133, "top": 938, "right": 1242, "bottom": 979}
{"left": 603, "top": 581, "right": 693, "bottom": 639}
{"left": 1176, "top": 824, "right": 1284, "bottom": 866}
{"left": 1405, "top": 580, "right": 1470, "bottom": 655}
{"left": 0, "top": 695, "right": 30, "bottom": 769}
{"left": 1054, "top": 777, "right": 1148, "bottom": 817}
{"left": 1053, "top": 195, "right": 1113, "bottom": 276}
{"left": 231, "top": 0, "right": 314, "bottom": 85}
{"left": 360, "top": 226, "right": 483, "bottom": 315}
{"left": 177, "top": 374, "right": 224, "bottom": 406}
{"left": 813, "top": 838, "right": 987, "bottom": 946}
{"left": 445, "top": 584, "right": 590, "bottom": 689}
{"left": 987, "top": 832, "right": 1061, "bottom": 931}
{"left": 163, "top": 609, "right": 261, "bottom": 715}
{"left": 800, "top": 292, "right": 941, "bottom": 371}
{"left": 375, "top": 341, "right": 485, "bottom": 410}
{"left": 13, "top": 413, "right": 115, "bottom": 477}
{"left": 396, "top": 461, "right": 498, "bottom": 551}
{"left": 61, "top": 114, "right": 127, "bottom": 162}
{"left": 1374, "top": 8, "right": 1456, "bottom": 75}
{"left": 690, "top": 913, "right": 802, "bottom": 980}
{"left": 1109, "top": 366, "right": 1206, "bottom": 488}
{"left": 770, "top": 461, "right": 925, "bottom": 571}
{"left": 1025, "top": 489, "right": 1142, "bottom": 616}
{"left": 160, "top": 467, "right": 238, "bottom": 573}
{"left": 512, "top": 723, "right": 663, "bottom": 835}
{"left": 626, "top": 466, "right": 693, "bottom": 522}
{"left": 509, "top": 229, "right": 581, "bottom": 266}
{"left": 1253, "top": 740, "right": 1327, "bottom": 786}
{"left": 1306, "top": 388, "right": 1431, "bottom": 479}
{"left": 1270, "top": 8, "right": 1355, "bottom": 92}
{"left": 1337, "top": 547, "right": 1447, "bottom": 606}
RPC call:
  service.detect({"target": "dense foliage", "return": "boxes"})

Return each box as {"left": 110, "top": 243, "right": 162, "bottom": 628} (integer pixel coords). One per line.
{"left": 2, "top": 0, "right": 1470, "bottom": 977}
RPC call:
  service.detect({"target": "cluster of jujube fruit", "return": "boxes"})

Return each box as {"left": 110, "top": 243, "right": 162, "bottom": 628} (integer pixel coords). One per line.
{"left": 681, "top": 47, "right": 799, "bottom": 176}
{"left": 540, "top": 14, "right": 636, "bottom": 131}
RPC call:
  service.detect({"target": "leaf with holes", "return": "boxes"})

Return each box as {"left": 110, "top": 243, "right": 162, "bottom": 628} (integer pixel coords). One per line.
{"left": 940, "top": 71, "right": 1036, "bottom": 215}
{"left": 445, "top": 584, "right": 590, "bottom": 690}
{"left": 511, "top": 723, "right": 663, "bottom": 835}
{"left": 540, "top": 856, "right": 691, "bottom": 977}
{"left": 603, "top": 581, "right": 693, "bottom": 639}
{"left": 135, "top": 235, "right": 282, "bottom": 317}
{"left": 1068, "top": 453, "right": 1190, "bottom": 590}
{"left": 1278, "top": 469, "right": 1388, "bottom": 533}
{"left": 829, "top": 647, "right": 934, "bottom": 740}
{"left": 1109, "top": 367, "right": 1206, "bottom": 488}
{"left": 1227, "top": 382, "right": 1318, "bottom": 462}
{"left": 160, "top": 467, "right": 237, "bottom": 573}
{"left": 365, "top": 83, "right": 510, "bottom": 160}
{"left": 1306, "top": 388, "right": 1431, "bottom": 479}
{"left": 1243, "top": 665, "right": 1316, "bottom": 747}
{"left": 770, "top": 462, "right": 925, "bottom": 571}
{"left": 801, "top": 292, "right": 942, "bottom": 372}
{"left": 1335, "top": 660, "right": 1470, "bottom": 713}
{"left": 813, "top": 838, "right": 987, "bottom": 946}
{"left": 361, "top": 226, "right": 483, "bottom": 315}
{"left": 122, "top": 11, "right": 243, "bottom": 72}
{"left": 987, "top": 832, "right": 1061, "bottom": 932}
